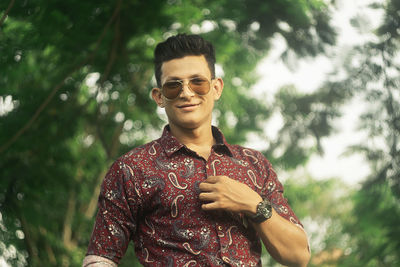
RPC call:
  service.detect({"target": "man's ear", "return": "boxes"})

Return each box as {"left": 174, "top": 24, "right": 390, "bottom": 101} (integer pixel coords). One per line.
{"left": 212, "top": 78, "right": 224, "bottom": 101}
{"left": 151, "top": 87, "right": 165, "bottom": 108}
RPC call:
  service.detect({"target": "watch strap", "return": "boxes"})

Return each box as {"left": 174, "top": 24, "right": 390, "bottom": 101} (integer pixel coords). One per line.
{"left": 249, "top": 198, "right": 272, "bottom": 223}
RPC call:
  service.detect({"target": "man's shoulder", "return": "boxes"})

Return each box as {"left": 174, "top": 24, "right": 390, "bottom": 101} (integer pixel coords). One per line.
{"left": 117, "top": 138, "right": 162, "bottom": 165}
{"left": 228, "top": 143, "right": 266, "bottom": 162}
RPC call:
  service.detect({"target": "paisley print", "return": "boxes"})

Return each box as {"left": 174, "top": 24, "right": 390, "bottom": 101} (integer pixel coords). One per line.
{"left": 222, "top": 256, "right": 233, "bottom": 265}
{"left": 227, "top": 226, "right": 238, "bottom": 246}
{"left": 149, "top": 143, "right": 157, "bottom": 155}
{"left": 86, "top": 125, "right": 303, "bottom": 266}
{"left": 179, "top": 158, "right": 195, "bottom": 178}
{"left": 183, "top": 260, "right": 197, "bottom": 267}
{"left": 243, "top": 148, "right": 259, "bottom": 164}
{"left": 171, "top": 195, "right": 184, "bottom": 218}
{"left": 158, "top": 238, "right": 179, "bottom": 249}
{"left": 195, "top": 227, "right": 211, "bottom": 250}
{"left": 173, "top": 220, "right": 194, "bottom": 240}
{"left": 133, "top": 182, "right": 143, "bottom": 199}
{"left": 183, "top": 242, "right": 202, "bottom": 255}
{"left": 142, "top": 177, "right": 165, "bottom": 190}
{"left": 267, "top": 181, "right": 276, "bottom": 193}
{"left": 168, "top": 172, "right": 188, "bottom": 190}
{"left": 210, "top": 159, "right": 221, "bottom": 176}
{"left": 156, "top": 156, "right": 178, "bottom": 171}
{"left": 193, "top": 180, "right": 201, "bottom": 195}
{"left": 144, "top": 217, "right": 155, "bottom": 235}
{"left": 278, "top": 205, "right": 289, "bottom": 214}
{"left": 231, "top": 158, "right": 249, "bottom": 167}
{"left": 144, "top": 248, "right": 154, "bottom": 263}
{"left": 125, "top": 164, "right": 135, "bottom": 176}
{"left": 247, "top": 170, "right": 262, "bottom": 189}
{"left": 214, "top": 150, "right": 224, "bottom": 157}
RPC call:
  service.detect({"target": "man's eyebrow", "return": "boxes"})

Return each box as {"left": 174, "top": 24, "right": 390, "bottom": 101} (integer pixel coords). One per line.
{"left": 165, "top": 74, "right": 206, "bottom": 81}
{"left": 166, "top": 76, "right": 182, "bottom": 81}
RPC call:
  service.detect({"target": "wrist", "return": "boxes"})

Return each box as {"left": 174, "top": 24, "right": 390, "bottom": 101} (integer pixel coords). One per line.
{"left": 244, "top": 195, "right": 263, "bottom": 216}
{"left": 247, "top": 198, "right": 273, "bottom": 223}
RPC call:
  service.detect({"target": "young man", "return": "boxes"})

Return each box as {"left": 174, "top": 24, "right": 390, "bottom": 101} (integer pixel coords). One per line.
{"left": 83, "top": 34, "right": 310, "bottom": 267}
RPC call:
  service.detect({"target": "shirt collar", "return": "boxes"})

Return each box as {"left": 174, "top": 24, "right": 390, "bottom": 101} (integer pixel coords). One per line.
{"left": 158, "top": 125, "right": 234, "bottom": 158}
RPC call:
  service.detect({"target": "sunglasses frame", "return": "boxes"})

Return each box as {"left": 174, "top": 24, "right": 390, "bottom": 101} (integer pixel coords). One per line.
{"left": 161, "top": 76, "right": 213, "bottom": 100}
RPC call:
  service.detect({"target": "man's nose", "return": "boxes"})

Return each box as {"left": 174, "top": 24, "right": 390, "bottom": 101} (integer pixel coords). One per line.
{"left": 179, "top": 81, "right": 195, "bottom": 97}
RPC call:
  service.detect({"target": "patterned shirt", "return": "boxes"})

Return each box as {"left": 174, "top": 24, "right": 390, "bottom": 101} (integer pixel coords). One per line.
{"left": 86, "top": 126, "right": 302, "bottom": 266}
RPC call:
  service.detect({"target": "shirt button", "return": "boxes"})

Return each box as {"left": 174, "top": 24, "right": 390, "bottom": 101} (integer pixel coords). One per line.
{"left": 218, "top": 226, "right": 223, "bottom": 231}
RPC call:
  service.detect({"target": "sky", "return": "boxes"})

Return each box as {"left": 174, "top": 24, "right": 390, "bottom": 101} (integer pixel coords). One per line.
{"left": 248, "top": 0, "right": 384, "bottom": 186}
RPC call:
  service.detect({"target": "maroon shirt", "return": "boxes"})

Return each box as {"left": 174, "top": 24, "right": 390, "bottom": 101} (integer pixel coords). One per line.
{"left": 86, "top": 126, "right": 302, "bottom": 266}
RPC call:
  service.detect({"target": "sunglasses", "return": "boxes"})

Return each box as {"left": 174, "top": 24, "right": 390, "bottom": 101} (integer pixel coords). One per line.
{"left": 161, "top": 76, "right": 212, "bottom": 100}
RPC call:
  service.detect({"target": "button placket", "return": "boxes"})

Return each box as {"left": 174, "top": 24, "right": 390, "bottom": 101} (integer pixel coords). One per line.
{"left": 205, "top": 150, "right": 235, "bottom": 262}
{"left": 216, "top": 223, "right": 230, "bottom": 255}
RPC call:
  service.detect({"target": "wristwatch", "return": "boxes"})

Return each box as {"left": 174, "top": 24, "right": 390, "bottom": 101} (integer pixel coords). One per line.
{"left": 249, "top": 198, "right": 272, "bottom": 223}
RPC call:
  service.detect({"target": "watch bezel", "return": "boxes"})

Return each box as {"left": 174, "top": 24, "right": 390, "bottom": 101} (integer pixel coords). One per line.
{"left": 249, "top": 198, "right": 272, "bottom": 223}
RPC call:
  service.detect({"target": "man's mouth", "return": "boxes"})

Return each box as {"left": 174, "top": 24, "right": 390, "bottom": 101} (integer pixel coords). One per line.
{"left": 178, "top": 103, "right": 199, "bottom": 108}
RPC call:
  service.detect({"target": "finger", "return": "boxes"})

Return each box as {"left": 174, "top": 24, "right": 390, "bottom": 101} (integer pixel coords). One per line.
{"left": 199, "top": 192, "right": 217, "bottom": 201}
{"left": 199, "top": 182, "right": 215, "bottom": 192}
{"left": 203, "top": 176, "right": 222, "bottom": 183}
{"left": 201, "top": 202, "right": 221, "bottom": 211}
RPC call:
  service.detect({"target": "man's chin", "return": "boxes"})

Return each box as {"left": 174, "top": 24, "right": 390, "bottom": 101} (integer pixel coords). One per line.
{"left": 169, "top": 120, "right": 205, "bottom": 130}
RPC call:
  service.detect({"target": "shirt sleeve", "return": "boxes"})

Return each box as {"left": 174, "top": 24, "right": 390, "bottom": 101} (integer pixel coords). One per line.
{"left": 259, "top": 156, "right": 303, "bottom": 228}
{"left": 86, "top": 159, "right": 142, "bottom": 264}
{"left": 82, "top": 255, "right": 117, "bottom": 267}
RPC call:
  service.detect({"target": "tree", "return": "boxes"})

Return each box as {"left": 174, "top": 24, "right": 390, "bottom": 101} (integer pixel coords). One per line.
{"left": 284, "top": 176, "right": 354, "bottom": 267}
{"left": 0, "top": 0, "right": 336, "bottom": 266}
{"left": 266, "top": 0, "right": 400, "bottom": 265}
{"left": 335, "top": 0, "right": 400, "bottom": 265}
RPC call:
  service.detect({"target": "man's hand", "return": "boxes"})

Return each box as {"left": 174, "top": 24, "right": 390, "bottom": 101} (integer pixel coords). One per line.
{"left": 199, "top": 176, "right": 311, "bottom": 266}
{"left": 198, "top": 176, "right": 262, "bottom": 215}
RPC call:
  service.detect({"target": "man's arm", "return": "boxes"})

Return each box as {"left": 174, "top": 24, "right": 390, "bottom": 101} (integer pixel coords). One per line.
{"left": 251, "top": 207, "right": 310, "bottom": 267}
{"left": 83, "top": 160, "right": 141, "bottom": 266}
{"left": 82, "top": 255, "right": 117, "bottom": 267}
{"left": 199, "top": 176, "right": 310, "bottom": 267}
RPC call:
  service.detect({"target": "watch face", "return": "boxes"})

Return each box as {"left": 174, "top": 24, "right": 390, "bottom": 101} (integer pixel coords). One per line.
{"left": 258, "top": 199, "right": 272, "bottom": 218}
{"left": 259, "top": 206, "right": 270, "bottom": 216}
{"left": 249, "top": 199, "right": 272, "bottom": 223}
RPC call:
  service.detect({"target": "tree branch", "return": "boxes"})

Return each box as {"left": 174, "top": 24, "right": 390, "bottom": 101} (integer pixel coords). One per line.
{"left": 19, "top": 209, "right": 40, "bottom": 264}
{"left": 109, "top": 123, "right": 124, "bottom": 160}
{"left": 0, "top": 0, "right": 15, "bottom": 28}
{"left": 0, "top": 0, "right": 123, "bottom": 154}
{"left": 84, "top": 121, "right": 123, "bottom": 219}
{"left": 62, "top": 190, "right": 77, "bottom": 250}
{"left": 99, "top": 10, "right": 121, "bottom": 85}
{"left": 38, "top": 227, "right": 57, "bottom": 264}
{"left": 84, "top": 168, "right": 109, "bottom": 219}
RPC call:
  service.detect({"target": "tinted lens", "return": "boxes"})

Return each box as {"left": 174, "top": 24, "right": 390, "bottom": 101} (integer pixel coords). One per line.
{"left": 162, "top": 81, "right": 182, "bottom": 99}
{"left": 189, "top": 78, "right": 210, "bottom": 95}
{"left": 162, "top": 77, "right": 211, "bottom": 99}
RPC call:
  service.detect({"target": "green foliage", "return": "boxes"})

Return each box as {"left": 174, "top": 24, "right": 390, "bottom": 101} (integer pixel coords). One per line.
{"left": 339, "top": 181, "right": 400, "bottom": 266}
{"left": 334, "top": 0, "right": 400, "bottom": 198}
{"left": 334, "top": 10, "right": 400, "bottom": 261}
{"left": 0, "top": 0, "right": 336, "bottom": 266}
{"left": 284, "top": 176, "right": 354, "bottom": 266}
{"left": 271, "top": 0, "right": 400, "bottom": 265}
{"left": 264, "top": 83, "right": 348, "bottom": 170}
{"left": 2, "top": 0, "right": 398, "bottom": 265}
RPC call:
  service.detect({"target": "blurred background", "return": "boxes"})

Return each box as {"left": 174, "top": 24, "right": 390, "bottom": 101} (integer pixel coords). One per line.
{"left": 0, "top": 0, "right": 399, "bottom": 266}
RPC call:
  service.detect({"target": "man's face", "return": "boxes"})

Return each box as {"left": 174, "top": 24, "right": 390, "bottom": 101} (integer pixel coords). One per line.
{"left": 152, "top": 55, "right": 223, "bottom": 131}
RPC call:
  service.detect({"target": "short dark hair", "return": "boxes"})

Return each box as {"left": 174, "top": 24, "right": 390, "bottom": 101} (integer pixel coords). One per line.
{"left": 154, "top": 33, "right": 216, "bottom": 87}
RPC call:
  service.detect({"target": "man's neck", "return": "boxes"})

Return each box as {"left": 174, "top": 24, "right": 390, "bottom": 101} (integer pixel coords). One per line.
{"left": 169, "top": 123, "right": 215, "bottom": 160}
